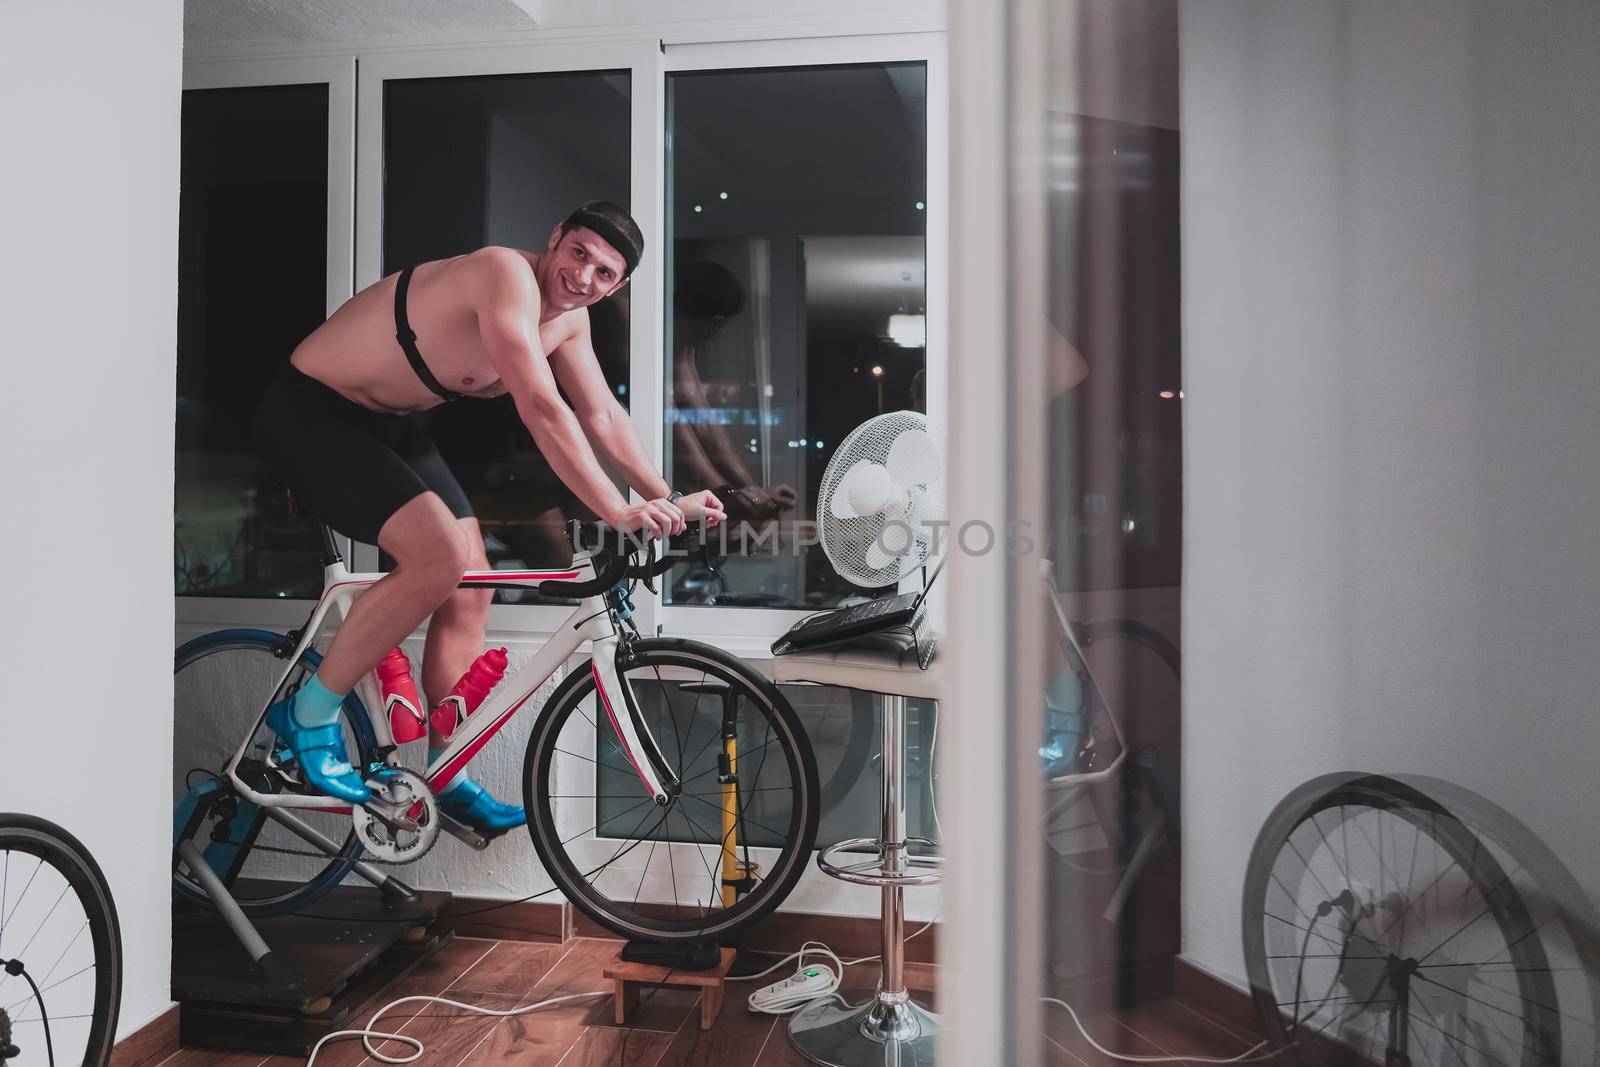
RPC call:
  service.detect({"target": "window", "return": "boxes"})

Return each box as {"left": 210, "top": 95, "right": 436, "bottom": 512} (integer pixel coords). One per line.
{"left": 380, "top": 71, "right": 632, "bottom": 603}
{"left": 175, "top": 83, "right": 330, "bottom": 598}
{"left": 663, "top": 62, "right": 929, "bottom": 609}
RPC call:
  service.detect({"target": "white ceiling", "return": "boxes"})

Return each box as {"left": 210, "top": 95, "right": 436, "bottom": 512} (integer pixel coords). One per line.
{"left": 185, "top": 0, "right": 540, "bottom": 51}
{"left": 184, "top": 0, "right": 939, "bottom": 52}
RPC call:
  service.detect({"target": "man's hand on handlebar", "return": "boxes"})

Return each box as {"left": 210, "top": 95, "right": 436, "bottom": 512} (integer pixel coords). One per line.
{"left": 608, "top": 490, "right": 726, "bottom": 540}
{"left": 611, "top": 497, "right": 685, "bottom": 538}
{"left": 674, "top": 489, "right": 727, "bottom": 528}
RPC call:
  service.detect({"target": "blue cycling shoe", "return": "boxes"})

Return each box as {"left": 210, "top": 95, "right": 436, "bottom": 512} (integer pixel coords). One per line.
{"left": 265, "top": 698, "right": 372, "bottom": 805}
{"left": 437, "top": 777, "right": 525, "bottom": 832}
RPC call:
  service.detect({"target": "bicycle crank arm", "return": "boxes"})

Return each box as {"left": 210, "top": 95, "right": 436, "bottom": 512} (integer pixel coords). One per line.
{"left": 361, "top": 802, "right": 421, "bottom": 835}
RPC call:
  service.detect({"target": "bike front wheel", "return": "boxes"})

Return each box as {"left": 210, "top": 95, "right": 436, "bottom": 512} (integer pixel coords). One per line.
{"left": 0, "top": 813, "right": 122, "bottom": 1067}
{"left": 524, "top": 638, "right": 820, "bottom": 943}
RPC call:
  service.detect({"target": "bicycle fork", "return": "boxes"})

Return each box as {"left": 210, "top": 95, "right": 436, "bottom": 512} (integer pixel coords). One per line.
{"left": 591, "top": 634, "right": 677, "bottom": 805}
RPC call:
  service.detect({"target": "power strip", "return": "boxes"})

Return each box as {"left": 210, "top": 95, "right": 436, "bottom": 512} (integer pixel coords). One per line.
{"left": 748, "top": 961, "right": 841, "bottom": 1013}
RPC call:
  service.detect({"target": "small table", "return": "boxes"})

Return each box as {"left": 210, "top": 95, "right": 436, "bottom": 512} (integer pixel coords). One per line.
{"left": 603, "top": 946, "right": 737, "bottom": 1031}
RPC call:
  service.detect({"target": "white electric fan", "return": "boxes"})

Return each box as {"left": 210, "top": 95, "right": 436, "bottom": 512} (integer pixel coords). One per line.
{"left": 817, "top": 410, "right": 947, "bottom": 589}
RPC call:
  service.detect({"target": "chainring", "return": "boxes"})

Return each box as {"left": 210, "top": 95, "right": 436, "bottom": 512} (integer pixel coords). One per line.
{"left": 352, "top": 767, "right": 440, "bottom": 863}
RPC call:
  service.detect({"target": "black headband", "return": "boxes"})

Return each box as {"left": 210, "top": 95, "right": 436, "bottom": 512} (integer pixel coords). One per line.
{"left": 566, "top": 209, "right": 642, "bottom": 275}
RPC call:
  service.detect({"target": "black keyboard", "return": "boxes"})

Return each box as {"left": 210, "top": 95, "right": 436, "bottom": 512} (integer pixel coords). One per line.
{"left": 772, "top": 592, "right": 925, "bottom": 654}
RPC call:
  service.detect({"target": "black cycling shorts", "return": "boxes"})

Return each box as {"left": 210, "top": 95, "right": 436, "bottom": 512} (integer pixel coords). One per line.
{"left": 254, "top": 364, "right": 474, "bottom": 545}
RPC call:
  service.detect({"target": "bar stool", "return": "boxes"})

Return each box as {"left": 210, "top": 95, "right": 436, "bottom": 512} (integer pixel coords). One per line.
{"left": 773, "top": 630, "right": 944, "bottom": 1066}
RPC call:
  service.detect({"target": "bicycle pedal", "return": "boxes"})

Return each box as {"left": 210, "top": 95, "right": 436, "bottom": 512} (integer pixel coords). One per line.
{"left": 438, "top": 812, "right": 494, "bottom": 851}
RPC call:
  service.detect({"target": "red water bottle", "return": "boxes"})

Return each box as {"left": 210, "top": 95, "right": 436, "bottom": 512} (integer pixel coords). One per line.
{"left": 429, "top": 648, "right": 510, "bottom": 742}
{"left": 377, "top": 648, "right": 427, "bottom": 744}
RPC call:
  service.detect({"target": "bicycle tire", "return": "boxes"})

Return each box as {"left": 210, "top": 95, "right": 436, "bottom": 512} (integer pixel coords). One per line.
{"left": 1070, "top": 616, "right": 1183, "bottom": 864}
{"left": 0, "top": 813, "right": 122, "bottom": 1067}
{"left": 1242, "top": 773, "right": 1564, "bottom": 1066}
{"left": 524, "top": 638, "right": 820, "bottom": 943}
{"left": 172, "top": 629, "right": 375, "bottom": 917}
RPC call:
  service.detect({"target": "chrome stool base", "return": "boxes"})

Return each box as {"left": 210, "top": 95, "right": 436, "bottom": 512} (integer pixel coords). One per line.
{"left": 790, "top": 993, "right": 940, "bottom": 1066}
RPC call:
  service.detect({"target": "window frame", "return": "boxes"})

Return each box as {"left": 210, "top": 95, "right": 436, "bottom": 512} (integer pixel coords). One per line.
{"left": 175, "top": 32, "right": 948, "bottom": 653}
{"left": 175, "top": 55, "right": 356, "bottom": 630}
{"left": 657, "top": 32, "right": 949, "bottom": 649}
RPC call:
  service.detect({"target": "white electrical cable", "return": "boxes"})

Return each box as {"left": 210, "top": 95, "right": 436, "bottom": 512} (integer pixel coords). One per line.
{"left": 728, "top": 917, "right": 938, "bottom": 1014}
{"left": 303, "top": 989, "right": 610, "bottom": 1066}
{"left": 1041, "top": 997, "right": 1286, "bottom": 1064}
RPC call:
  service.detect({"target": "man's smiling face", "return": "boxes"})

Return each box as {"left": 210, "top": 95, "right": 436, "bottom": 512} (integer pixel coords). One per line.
{"left": 543, "top": 225, "right": 629, "bottom": 311}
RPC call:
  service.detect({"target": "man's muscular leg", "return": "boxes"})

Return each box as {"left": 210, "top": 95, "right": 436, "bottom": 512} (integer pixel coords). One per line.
{"left": 316, "top": 494, "right": 472, "bottom": 690}
{"left": 269, "top": 493, "right": 468, "bottom": 804}
{"left": 420, "top": 516, "right": 494, "bottom": 744}
{"left": 420, "top": 516, "right": 526, "bottom": 830}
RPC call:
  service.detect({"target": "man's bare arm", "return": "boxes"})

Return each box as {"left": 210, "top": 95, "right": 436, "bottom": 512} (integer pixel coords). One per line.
{"left": 470, "top": 248, "right": 678, "bottom": 533}
{"left": 549, "top": 317, "right": 673, "bottom": 499}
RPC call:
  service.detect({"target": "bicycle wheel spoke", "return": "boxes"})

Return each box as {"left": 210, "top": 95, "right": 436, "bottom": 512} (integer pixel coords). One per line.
{"left": 651, "top": 663, "right": 690, "bottom": 772}
{"left": 1411, "top": 859, "right": 1523, "bottom": 967}
{"left": 673, "top": 803, "right": 730, "bottom": 909}
{"left": 678, "top": 735, "right": 785, "bottom": 789}
{"left": 634, "top": 835, "right": 661, "bottom": 907}
{"left": 1265, "top": 911, "right": 1359, "bottom": 956}
{"left": 562, "top": 795, "right": 656, "bottom": 847}
{"left": 0, "top": 856, "right": 45, "bottom": 941}
{"left": 1401, "top": 813, "right": 1423, "bottom": 948}
{"left": 32, "top": 917, "right": 88, "bottom": 988}
{"left": 571, "top": 700, "right": 642, "bottom": 777}
{"left": 1311, "top": 808, "right": 1366, "bottom": 914}
{"left": 1375, "top": 852, "right": 1463, "bottom": 943}
{"left": 6, "top": 962, "right": 95, "bottom": 1017}
{"left": 1411, "top": 992, "right": 1521, "bottom": 1067}
{"left": 680, "top": 791, "right": 789, "bottom": 843}
{"left": 583, "top": 804, "right": 669, "bottom": 887}
{"left": 1, "top": 851, "right": 9, "bottom": 954}
{"left": 9, "top": 882, "right": 71, "bottom": 965}
{"left": 1413, "top": 970, "right": 1575, "bottom": 1033}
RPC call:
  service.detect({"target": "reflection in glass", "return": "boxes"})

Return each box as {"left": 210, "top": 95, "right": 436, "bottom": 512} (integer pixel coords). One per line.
{"left": 1037, "top": 2, "right": 1185, "bottom": 1052}
{"left": 176, "top": 84, "right": 329, "bottom": 598}
{"left": 665, "top": 63, "right": 928, "bottom": 608}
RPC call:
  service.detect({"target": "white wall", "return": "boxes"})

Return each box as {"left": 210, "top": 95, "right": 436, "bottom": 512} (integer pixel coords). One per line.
{"left": 1181, "top": 0, "right": 1600, "bottom": 987}
{"left": 0, "top": 0, "right": 183, "bottom": 1042}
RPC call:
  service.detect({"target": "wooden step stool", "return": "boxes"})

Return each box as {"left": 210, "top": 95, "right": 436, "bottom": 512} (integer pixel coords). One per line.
{"left": 603, "top": 947, "right": 737, "bottom": 1031}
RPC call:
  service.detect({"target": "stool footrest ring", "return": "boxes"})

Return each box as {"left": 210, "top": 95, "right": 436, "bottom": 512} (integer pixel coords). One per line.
{"left": 816, "top": 836, "right": 943, "bottom": 887}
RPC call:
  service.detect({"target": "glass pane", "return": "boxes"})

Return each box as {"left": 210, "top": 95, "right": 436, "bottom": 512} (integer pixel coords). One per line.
{"left": 1036, "top": 4, "right": 1184, "bottom": 1059}
{"left": 176, "top": 83, "right": 328, "bottom": 598}
{"left": 382, "top": 71, "right": 630, "bottom": 601}
{"left": 665, "top": 63, "right": 928, "bottom": 608}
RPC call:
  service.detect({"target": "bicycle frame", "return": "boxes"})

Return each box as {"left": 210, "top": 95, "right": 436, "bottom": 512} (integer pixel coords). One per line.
{"left": 222, "top": 551, "right": 677, "bottom": 812}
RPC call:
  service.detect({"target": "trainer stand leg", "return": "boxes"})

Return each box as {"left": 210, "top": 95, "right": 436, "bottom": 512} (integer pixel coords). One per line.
{"left": 263, "top": 807, "right": 418, "bottom": 902}
{"left": 175, "top": 840, "right": 298, "bottom": 986}
{"left": 789, "top": 694, "right": 940, "bottom": 1065}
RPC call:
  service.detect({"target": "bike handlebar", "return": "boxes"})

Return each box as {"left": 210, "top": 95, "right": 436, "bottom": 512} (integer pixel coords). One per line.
{"left": 540, "top": 523, "right": 716, "bottom": 598}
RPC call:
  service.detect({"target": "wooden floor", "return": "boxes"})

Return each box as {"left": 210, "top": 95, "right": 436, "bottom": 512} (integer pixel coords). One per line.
{"left": 156, "top": 935, "right": 1260, "bottom": 1067}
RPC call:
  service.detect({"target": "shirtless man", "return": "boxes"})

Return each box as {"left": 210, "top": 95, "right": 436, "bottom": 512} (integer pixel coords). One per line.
{"left": 253, "top": 201, "right": 725, "bottom": 829}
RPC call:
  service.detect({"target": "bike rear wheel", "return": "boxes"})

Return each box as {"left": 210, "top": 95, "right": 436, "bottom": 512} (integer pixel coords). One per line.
{"left": 172, "top": 629, "right": 376, "bottom": 917}
{"left": 524, "top": 638, "right": 820, "bottom": 943}
{"left": 0, "top": 813, "right": 122, "bottom": 1067}
{"left": 1242, "top": 773, "right": 1599, "bottom": 1066}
